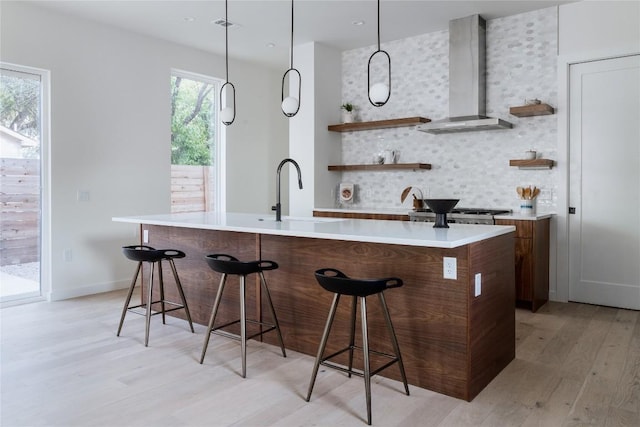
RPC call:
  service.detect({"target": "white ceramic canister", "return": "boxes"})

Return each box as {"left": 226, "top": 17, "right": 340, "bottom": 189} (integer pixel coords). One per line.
{"left": 519, "top": 198, "right": 536, "bottom": 215}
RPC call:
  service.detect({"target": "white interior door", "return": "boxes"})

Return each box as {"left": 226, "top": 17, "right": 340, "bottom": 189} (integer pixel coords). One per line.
{"left": 568, "top": 55, "right": 640, "bottom": 310}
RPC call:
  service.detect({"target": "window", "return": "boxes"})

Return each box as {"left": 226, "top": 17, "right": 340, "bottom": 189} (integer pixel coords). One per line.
{"left": 0, "top": 63, "right": 50, "bottom": 305}
{"left": 170, "top": 69, "right": 225, "bottom": 213}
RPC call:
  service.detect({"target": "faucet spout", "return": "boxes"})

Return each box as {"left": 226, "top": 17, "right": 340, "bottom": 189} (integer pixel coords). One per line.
{"left": 274, "top": 158, "right": 303, "bottom": 222}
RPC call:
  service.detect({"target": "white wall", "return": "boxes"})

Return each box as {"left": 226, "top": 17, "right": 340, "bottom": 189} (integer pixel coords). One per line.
{"left": 337, "top": 8, "right": 559, "bottom": 213}
{"left": 1, "top": 1, "right": 287, "bottom": 300}
{"left": 289, "top": 42, "right": 342, "bottom": 217}
{"left": 553, "top": 0, "right": 640, "bottom": 302}
{"left": 332, "top": 1, "right": 639, "bottom": 304}
{"left": 559, "top": 1, "right": 640, "bottom": 58}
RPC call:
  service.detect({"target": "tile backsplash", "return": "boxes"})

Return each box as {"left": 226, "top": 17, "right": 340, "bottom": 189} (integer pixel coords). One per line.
{"left": 338, "top": 7, "right": 558, "bottom": 213}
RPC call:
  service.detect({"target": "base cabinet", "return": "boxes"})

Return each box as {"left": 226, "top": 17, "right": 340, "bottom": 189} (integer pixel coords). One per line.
{"left": 495, "top": 218, "right": 550, "bottom": 312}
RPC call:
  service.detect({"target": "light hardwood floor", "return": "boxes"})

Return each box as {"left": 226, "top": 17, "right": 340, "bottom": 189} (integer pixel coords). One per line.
{"left": 1, "top": 290, "right": 638, "bottom": 426}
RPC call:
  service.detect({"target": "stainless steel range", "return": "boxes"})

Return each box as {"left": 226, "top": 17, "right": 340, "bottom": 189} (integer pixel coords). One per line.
{"left": 408, "top": 208, "right": 511, "bottom": 225}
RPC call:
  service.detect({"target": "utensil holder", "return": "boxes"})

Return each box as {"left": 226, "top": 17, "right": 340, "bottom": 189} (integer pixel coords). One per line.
{"left": 519, "top": 198, "right": 536, "bottom": 215}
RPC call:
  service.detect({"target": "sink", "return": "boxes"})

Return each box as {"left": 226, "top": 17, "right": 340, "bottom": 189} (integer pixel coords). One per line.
{"left": 257, "top": 216, "right": 346, "bottom": 223}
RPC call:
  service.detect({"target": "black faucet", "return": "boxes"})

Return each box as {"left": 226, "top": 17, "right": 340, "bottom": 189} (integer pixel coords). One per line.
{"left": 272, "top": 158, "right": 303, "bottom": 222}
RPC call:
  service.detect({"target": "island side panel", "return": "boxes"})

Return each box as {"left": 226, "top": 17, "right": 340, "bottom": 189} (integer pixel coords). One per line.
{"left": 145, "top": 225, "right": 260, "bottom": 326}
{"left": 467, "top": 232, "right": 516, "bottom": 400}
{"left": 259, "top": 234, "right": 472, "bottom": 400}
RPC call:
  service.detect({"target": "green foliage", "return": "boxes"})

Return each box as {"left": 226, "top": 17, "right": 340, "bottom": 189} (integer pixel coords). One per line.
{"left": 170, "top": 76, "right": 215, "bottom": 166}
{"left": 341, "top": 103, "right": 355, "bottom": 112}
{"left": 0, "top": 72, "right": 41, "bottom": 158}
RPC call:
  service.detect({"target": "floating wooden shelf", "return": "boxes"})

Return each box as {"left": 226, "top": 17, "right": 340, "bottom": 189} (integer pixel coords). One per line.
{"left": 328, "top": 116, "right": 430, "bottom": 132}
{"left": 328, "top": 163, "right": 431, "bottom": 171}
{"left": 509, "top": 103, "right": 555, "bottom": 117}
{"left": 509, "top": 159, "right": 554, "bottom": 169}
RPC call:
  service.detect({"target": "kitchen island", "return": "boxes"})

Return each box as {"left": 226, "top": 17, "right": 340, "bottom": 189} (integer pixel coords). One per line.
{"left": 113, "top": 212, "right": 515, "bottom": 401}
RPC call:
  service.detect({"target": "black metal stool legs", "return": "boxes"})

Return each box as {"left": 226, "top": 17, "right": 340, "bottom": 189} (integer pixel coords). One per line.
{"left": 360, "top": 296, "right": 372, "bottom": 425}
{"left": 260, "top": 271, "right": 287, "bottom": 358}
{"left": 168, "top": 258, "right": 195, "bottom": 333}
{"left": 239, "top": 274, "right": 247, "bottom": 378}
{"left": 306, "top": 293, "right": 341, "bottom": 402}
{"left": 306, "top": 287, "right": 409, "bottom": 425}
{"left": 379, "top": 292, "right": 410, "bottom": 395}
{"left": 158, "top": 261, "right": 166, "bottom": 325}
{"left": 117, "top": 261, "right": 142, "bottom": 337}
{"left": 144, "top": 262, "right": 155, "bottom": 346}
{"left": 348, "top": 296, "right": 357, "bottom": 378}
{"left": 117, "top": 246, "right": 194, "bottom": 347}
{"left": 200, "top": 263, "right": 286, "bottom": 378}
{"left": 200, "top": 273, "right": 228, "bottom": 364}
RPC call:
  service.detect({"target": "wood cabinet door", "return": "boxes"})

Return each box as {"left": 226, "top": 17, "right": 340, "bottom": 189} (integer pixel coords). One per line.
{"left": 514, "top": 237, "right": 533, "bottom": 301}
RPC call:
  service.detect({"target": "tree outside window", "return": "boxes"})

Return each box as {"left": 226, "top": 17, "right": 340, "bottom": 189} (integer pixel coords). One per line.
{"left": 0, "top": 71, "right": 40, "bottom": 159}
{"left": 170, "top": 75, "right": 216, "bottom": 166}
{"left": 170, "top": 71, "right": 222, "bottom": 213}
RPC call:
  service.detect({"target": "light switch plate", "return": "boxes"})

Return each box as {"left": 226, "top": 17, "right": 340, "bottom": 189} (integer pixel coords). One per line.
{"left": 475, "top": 273, "right": 482, "bottom": 296}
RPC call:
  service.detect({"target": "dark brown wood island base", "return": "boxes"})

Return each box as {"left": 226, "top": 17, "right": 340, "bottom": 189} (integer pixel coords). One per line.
{"left": 137, "top": 223, "right": 515, "bottom": 401}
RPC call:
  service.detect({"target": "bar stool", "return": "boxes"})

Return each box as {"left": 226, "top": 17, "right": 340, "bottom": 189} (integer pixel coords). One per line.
{"left": 117, "top": 245, "right": 194, "bottom": 346}
{"left": 199, "top": 254, "right": 286, "bottom": 378}
{"left": 306, "top": 268, "right": 410, "bottom": 425}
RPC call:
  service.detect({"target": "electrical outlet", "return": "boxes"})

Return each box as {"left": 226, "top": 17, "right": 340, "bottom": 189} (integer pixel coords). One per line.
{"left": 63, "top": 248, "right": 72, "bottom": 262}
{"left": 443, "top": 257, "right": 457, "bottom": 279}
{"left": 77, "top": 190, "right": 90, "bottom": 202}
{"left": 475, "top": 273, "right": 482, "bottom": 296}
{"left": 143, "top": 229, "right": 149, "bottom": 243}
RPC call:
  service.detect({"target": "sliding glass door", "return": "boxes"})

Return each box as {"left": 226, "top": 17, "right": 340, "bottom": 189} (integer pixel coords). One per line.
{"left": 0, "top": 64, "right": 49, "bottom": 304}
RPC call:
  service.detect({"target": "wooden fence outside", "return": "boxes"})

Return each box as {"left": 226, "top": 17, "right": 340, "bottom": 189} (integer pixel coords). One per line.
{"left": 0, "top": 158, "right": 40, "bottom": 266}
{"left": 171, "top": 165, "right": 215, "bottom": 213}
{"left": 0, "top": 162, "right": 211, "bottom": 265}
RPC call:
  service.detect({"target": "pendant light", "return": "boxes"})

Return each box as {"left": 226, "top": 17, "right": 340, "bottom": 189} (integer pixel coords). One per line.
{"left": 281, "top": 0, "right": 301, "bottom": 117}
{"left": 220, "top": 0, "right": 236, "bottom": 125}
{"left": 367, "top": 0, "right": 391, "bottom": 107}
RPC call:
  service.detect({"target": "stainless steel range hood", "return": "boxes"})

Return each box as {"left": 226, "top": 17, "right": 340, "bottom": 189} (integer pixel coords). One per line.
{"left": 418, "top": 15, "right": 512, "bottom": 135}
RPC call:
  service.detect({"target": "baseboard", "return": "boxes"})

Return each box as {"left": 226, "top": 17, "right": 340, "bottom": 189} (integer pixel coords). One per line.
{"left": 48, "top": 279, "right": 129, "bottom": 301}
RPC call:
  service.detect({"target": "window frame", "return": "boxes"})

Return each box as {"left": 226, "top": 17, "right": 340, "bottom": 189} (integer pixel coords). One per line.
{"left": 0, "top": 62, "right": 51, "bottom": 304}
{"left": 170, "top": 68, "right": 226, "bottom": 213}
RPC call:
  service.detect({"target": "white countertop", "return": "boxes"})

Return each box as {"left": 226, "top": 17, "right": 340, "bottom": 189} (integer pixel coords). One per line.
{"left": 494, "top": 213, "right": 554, "bottom": 221}
{"left": 313, "top": 207, "right": 409, "bottom": 215}
{"left": 112, "top": 212, "right": 515, "bottom": 249}
{"left": 315, "top": 207, "right": 554, "bottom": 221}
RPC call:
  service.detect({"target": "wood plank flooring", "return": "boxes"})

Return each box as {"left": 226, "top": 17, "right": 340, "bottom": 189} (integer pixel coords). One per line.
{"left": 1, "top": 290, "right": 638, "bottom": 426}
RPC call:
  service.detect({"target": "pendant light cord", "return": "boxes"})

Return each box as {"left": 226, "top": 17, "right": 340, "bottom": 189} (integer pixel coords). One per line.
{"left": 367, "top": 0, "right": 391, "bottom": 107}
{"left": 225, "top": 0, "right": 229, "bottom": 82}
{"left": 289, "top": 0, "right": 294, "bottom": 68}
{"left": 376, "top": 0, "right": 381, "bottom": 51}
{"left": 220, "top": 0, "right": 236, "bottom": 125}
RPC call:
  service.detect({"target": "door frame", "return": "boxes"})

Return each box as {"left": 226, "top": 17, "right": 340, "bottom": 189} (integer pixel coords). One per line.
{"left": 555, "top": 48, "right": 639, "bottom": 304}
{"left": 0, "top": 62, "right": 51, "bottom": 306}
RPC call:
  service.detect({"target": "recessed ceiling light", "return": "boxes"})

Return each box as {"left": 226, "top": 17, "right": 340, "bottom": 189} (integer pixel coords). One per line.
{"left": 352, "top": 20, "right": 365, "bottom": 26}
{"left": 183, "top": 17, "right": 195, "bottom": 22}
{"left": 266, "top": 43, "right": 276, "bottom": 48}
{"left": 212, "top": 18, "right": 240, "bottom": 28}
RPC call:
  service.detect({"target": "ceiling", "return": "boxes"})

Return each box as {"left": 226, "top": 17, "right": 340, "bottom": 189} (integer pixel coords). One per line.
{"left": 30, "top": 0, "right": 573, "bottom": 69}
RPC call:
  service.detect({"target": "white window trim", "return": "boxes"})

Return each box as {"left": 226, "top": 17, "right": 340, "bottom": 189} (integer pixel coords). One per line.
{"left": 170, "top": 68, "right": 226, "bottom": 213}
{"left": 0, "top": 62, "right": 51, "bottom": 304}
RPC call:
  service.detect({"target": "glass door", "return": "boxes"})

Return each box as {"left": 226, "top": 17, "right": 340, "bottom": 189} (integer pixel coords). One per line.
{"left": 0, "top": 65, "right": 47, "bottom": 304}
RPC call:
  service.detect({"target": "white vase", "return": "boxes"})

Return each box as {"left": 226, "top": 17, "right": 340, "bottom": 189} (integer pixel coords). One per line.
{"left": 342, "top": 110, "right": 354, "bottom": 123}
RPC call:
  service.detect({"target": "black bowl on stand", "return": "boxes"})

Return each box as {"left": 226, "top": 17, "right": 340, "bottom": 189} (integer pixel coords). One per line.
{"left": 424, "top": 199, "right": 460, "bottom": 228}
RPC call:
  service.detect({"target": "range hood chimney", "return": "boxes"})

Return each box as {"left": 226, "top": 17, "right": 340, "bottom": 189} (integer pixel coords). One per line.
{"left": 418, "top": 15, "right": 512, "bottom": 134}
